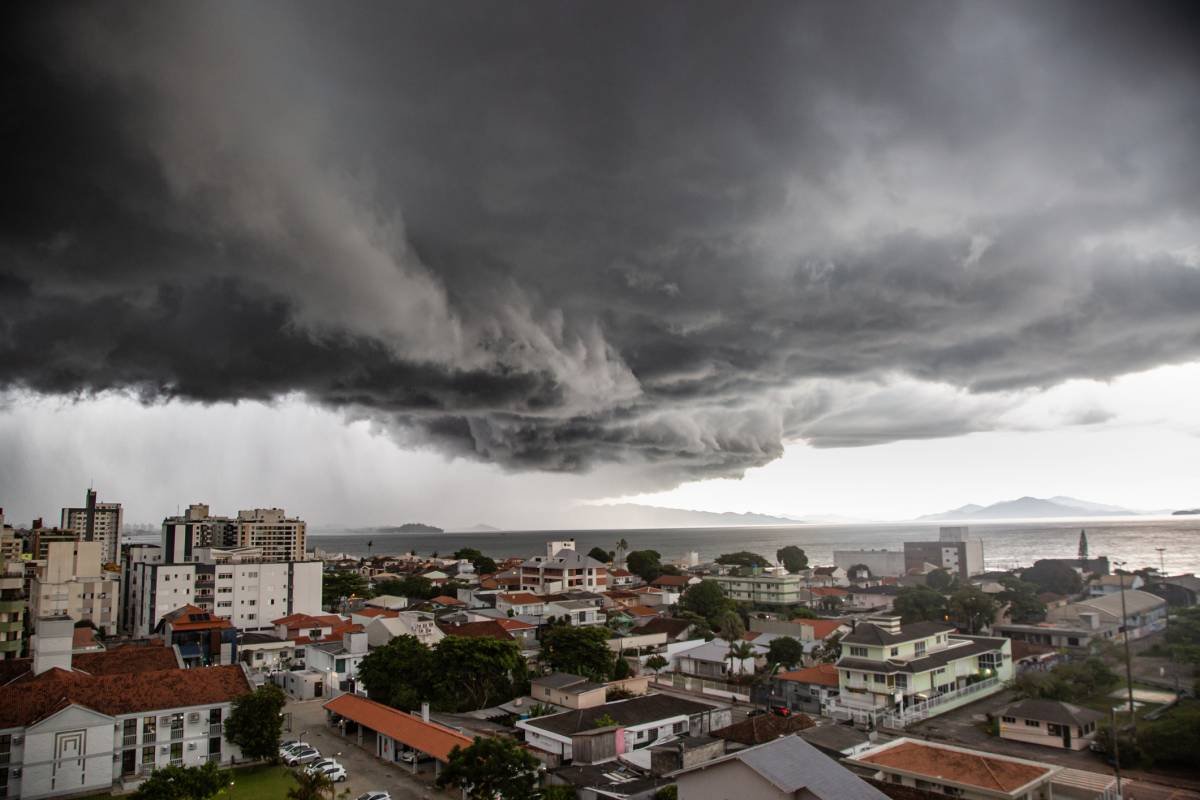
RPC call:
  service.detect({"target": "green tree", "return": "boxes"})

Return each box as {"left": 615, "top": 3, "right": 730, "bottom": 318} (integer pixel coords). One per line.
{"left": 728, "top": 640, "right": 757, "bottom": 677}
{"left": 893, "top": 586, "right": 948, "bottom": 625}
{"left": 612, "top": 656, "right": 633, "bottom": 680}
{"left": 587, "top": 546, "right": 613, "bottom": 564}
{"left": 432, "top": 636, "right": 527, "bottom": 711}
{"left": 286, "top": 770, "right": 335, "bottom": 800}
{"left": 679, "top": 580, "right": 733, "bottom": 627}
{"left": 1013, "top": 657, "right": 1118, "bottom": 703}
{"left": 949, "top": 585, "right": 998, "bottom": 634}
{"left": 132, "top": 762, "right": 228, "bottom": 800}
{"left": 788, "top": 606, "right": 819, "bottom": 620}
{"left": 925, "top": 569, "right": 954, "bottom": 592}
{"left": 716, "top": 551, "right": 770, "bottom": 570}
{"left": 814, "top": 631, "right": 842, "bottom": 663}
{"left": 654, "top": 786, "right": 678, "bottom": 800}
{"left": 1137, "top": 703, "right": 1200, "bottom": 768}
{"left": 765, "top": 636, "right": 805, "bottom": 669}
{"left": 454, "top": 548, "right": 498, "bottom": 575}
{"left": 644, "top": 654, "right": 669, "bottom": 675}
{"left": 357, "top": 634, "right": 433, "bottom": 710}
{"left": 775, "top": 545, "right": 809, "bottom": 574}
{"left": 322, "top": 570, "right": 371, "bottom": 608}
{"left": 223, "top": 683, "right": 286, "bottom": 762}
{"left": 626, "top": 550, "right": 664, "bottom": 582}
{"left": 543, "top": 786, "right": 578, "bottom": 800}
{"left": 714, "top": 609, "right": 745, "bottom": 643}
{"left": 847, "top": 563, "right": 872, "bottom": 581}
{"left": 1022, "top": 560, "right": 1083, "bottom": 596}
{"left": 594, "top": 713, "right": 620, "bottom": 728}
{"left": 998, "top": 576, "right": 1046, "bottom": 624}
{"left": 437, "top": 736, "right": 541, "bottom": 800}
{"left": 540, "top": 625, "right": 615, "bottom": 681}
{"left": 373, "top": 574, "right": 436, "bottom": 601}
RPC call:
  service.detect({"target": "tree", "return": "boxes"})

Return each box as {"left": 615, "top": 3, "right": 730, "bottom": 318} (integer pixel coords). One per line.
{"left": 998, "top": 576, "right": 1046, "bottom": 624}
{"left": 716, "top": 551, "right": 770, "bottom": 570}
{"left": 322, "top": 570, "right": 371, "bottom": 608}
{"left": 287, "top": 770, "right": 335, "bottom": 800}
{"left": 776, "top": 546, "right": 808, "bottom": 574}
{"left": 714, "top": 609, "right": 745, "bottom": 644}
{"left": 814, "top": 632, "right": 842, "bottom": 663}
{"left": 540, "top": 625, "right": 615, "bottom": 681}
{"left": 357, "top": 634, "right": 433, "bottom": 710}
{"left": 644, "top": 654, "right": 669, "bottom": 675}
{"left": 679, "top": 580, "right": 733, "bottom": 627}
{"left": 1014, "top": 657, "right": 1118, "bottom": 703}
{"left": 454, "top": 548, "right": 498, "bottom": 575}
{"left": 612, "top": 656, "right": 633, "bottom": 680}
{"left": 543, "top": 786, "right": 578, "bottom": 800}
{"left": 654, "top": 786, "right": 678, "bottom": 800}
{"left": 949, "top": 585, "right": 998, "bottom": 634}
{"left": 847, "top": 563, "right": 872, "bottom": 581}
{"left": 765, "top": 636, "right": 805, "bottom": 669}
{"left": 437, "top": 736, "right": 541, "bottom": 800}
{"left": 133, "top": 762, "right": 228, "bottom": 800}
{"left": 223, "top": 683, "right": 286, "bottom": 762}
{"left": 728, "top": 640, "right": 757, "bottom": 677}
{"left": 1022, "top": 560, "right": 1083, "bottom": 596}
{"left": 788, "top": 606, "right": 819, "bottom": 620}
{"left": 432, "top": 636, "right": 528, "bottom": 712}
{"left": 373, "top": 574, "right": 435, "bottom": 601}
{"left": 587, "top": 546, "right": 613, "bottom": 564}
{"left": 925, "top": 569, "right": 954, "bottom": 592}
{"left": 626, "top": 550, "right": 664, "bottom": 582}
{"left": 893, "top": 586, "right": 948, "bottom": 625}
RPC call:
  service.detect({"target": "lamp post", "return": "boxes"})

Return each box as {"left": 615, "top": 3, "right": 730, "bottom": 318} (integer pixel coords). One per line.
{"left": 1112, "top": 560, "right": 1137, "bottom": 744}
{"left": 1155, "top": 547, "right": 1166, "bottom": 577}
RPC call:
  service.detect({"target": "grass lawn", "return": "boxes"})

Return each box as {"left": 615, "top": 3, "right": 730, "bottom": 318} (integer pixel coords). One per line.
{"left": 85, "top": 764, "right": 296, "bottom": 799}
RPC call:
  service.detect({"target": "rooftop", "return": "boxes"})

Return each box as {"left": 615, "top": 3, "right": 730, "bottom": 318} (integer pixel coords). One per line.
{"left": 323, "top": 693, "right": 471, "bottom": 762}
{"left": 777, "top": 663, "right": 840, "bottom": 687}
{"left": 1000, "top": 699, "right": 1105, "bottom": 728}
{"left": 437, "top": 621, "right": 514, "bottom": 641}
{"left": 521, "top": 694, "right": 719, "bottom": 736}
{"left": 841, "top": 620, "right": 955, "bottom": 646}
{"left": 498, "top": 592, "right": 544, "bottom": 605}
{"left": 709, "top": 712, "right": 815, "bottom": 745}
{"left": 849, "top": 738, "right": 1056, "bottom": 795}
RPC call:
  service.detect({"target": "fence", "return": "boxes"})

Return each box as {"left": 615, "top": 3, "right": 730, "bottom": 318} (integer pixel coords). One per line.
{"left": 878, "top": 677, "right": 1000, "bottom": 728}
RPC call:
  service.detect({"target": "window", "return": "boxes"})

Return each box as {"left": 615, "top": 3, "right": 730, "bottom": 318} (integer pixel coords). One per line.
{"left": 123, "top": 718, "right": 138, "bottom": 747}
{"left": 1002, "top": 716, "right": 1016, "bottom": 723}
{"left": 142, "top": 746, "right": 155, "bottom": 766}
{"left": 1025, "top": 719, "right": 1040, "bottom": 727}
{"left": 873, "top": 673, "right": 885, "bottom": 684}
{"left": 143, "top": 716, "right": 157, "bottom": 739}
{"left": 1047, "top": 723, "right": 1062, "bottom": 735}
{"left": 0, "top": 734, "right": 10, "bottom": 767}
{"left": 894, "top": 674, "right": 907, "bottom": 689}
{"left": 890, "top": 647, "right": 899, "bottom": 657}
{"left": 849, "top": 646, "right": 869, "bottom": 658}
{"left": 209, "top": 708, "right": 222, "bottom": 725}
{"left": 170, "top": 742, "right": 183, "bottom": 765}
{"left": 672, "top": 722, "right": 685, "bottom": 734}
{"left": 914, "top": 641, "right": 927, "bottom": 657}
{"left": 171, "top": 714, "right": 185, "bottom": 739}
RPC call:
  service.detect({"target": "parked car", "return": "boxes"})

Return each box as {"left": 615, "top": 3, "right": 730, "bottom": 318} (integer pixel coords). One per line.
{"left": 304, "top": 759, "right": 340, "bottom": 774}
{"left": 771, "top": 706, "right": 791, "bottom": 717}
{"left": 398, "top": 749, "right": 430, "bottom": 764}
{"left": 279, "top": 742, "right": 310, "bottom": 758}
{"left": 355, "top": 793, "right": 391, "bottom": 800}
{"left": 285, "top": 747, "right": 321, "bottom": 766}
{"left": 310, "top": 763, "right": 348, "bottom": 783}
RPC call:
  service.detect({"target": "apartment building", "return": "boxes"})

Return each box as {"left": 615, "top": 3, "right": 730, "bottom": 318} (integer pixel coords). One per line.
{"left": 162, "top": 505, "right": 306, "bottom": 563}
{"left": 0, "top": 617, "right": 251, "bottom": 800}
{"left": 710, "top": 571, "right": 807, "bottom": 606}
{"left": 60, "top": 489, "right": 123, "bottom": 565}
{"left": 234, "top": 508, "right": 306, "bottom": 562}
{"left": 29, "top": 541, "right": 119, "bottom": 635}
{"left": 0, "top": 510, "right": 21, "bottom": 563}
{"left": 904, "top": 527, "right": 985, "bottom": 580}
{"left": 833, "top": 615, "right": 1011, "bottom": 727}
{"left": 123, "top": 546, "right": 322, "bottom": 636}
{"left": 0, "top": 561, "right": 26, "bottom": 660}
{"left": 30, "top": 527, "right": 79, "bottom": 561}
{"left": 519, "top": 540, "right": 607, "bottom": 593}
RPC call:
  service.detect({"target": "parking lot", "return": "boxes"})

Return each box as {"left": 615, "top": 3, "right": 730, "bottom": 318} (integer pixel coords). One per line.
{"left": 285, "top": 699, "right": 459, "bottom": 800}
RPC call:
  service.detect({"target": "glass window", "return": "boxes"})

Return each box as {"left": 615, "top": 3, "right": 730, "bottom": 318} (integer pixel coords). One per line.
{"left": 142, "top": 746, "right": 156, "bottom": 766}
{"left": 890, "top": 647, "right": 899, "bottom": 657}
{"left": 1025, "top": 719, "right": 1040, "bottom": 727}
{"left": 849, "top": 646, "right": 868, "bottom": 658}
{"left": 170, "top": 742, "right": 183, "bottom": 765}
{"left": 1002, "top": 716, "right": 1016, "bottom": 723}
{"left": 143, "top": 716, "right": 157, "bottom": 739}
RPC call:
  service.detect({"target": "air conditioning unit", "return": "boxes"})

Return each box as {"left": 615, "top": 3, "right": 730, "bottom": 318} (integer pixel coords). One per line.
{"left": 187, "top": 742, "right": 197, "bottom": 751}
{"left": 10, "top": 768, "right": 20, "bottom": 778}
{"left": 160, "top": 716, "right": 172, "bottom": 724}
{"left": 13, "top": 735, "right": 23, "bottom": 745}
{"left": 161, "top": 746, "right": 170, "bottom": 754}
{"left": 188, "top": 712, "right": 201, "bottom": 723}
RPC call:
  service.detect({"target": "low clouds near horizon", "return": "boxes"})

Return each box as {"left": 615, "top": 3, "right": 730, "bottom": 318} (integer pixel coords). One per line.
{"left": 3, "top": 1, "right": 1200, "bottom": 507}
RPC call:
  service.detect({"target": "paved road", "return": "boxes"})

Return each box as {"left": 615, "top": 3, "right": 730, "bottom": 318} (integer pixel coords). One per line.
{"left": 285, "top": 699, "right": 458, "bottom": 800}
{"left": 1123, "top": 780, "right": 1200, "bottom": 800}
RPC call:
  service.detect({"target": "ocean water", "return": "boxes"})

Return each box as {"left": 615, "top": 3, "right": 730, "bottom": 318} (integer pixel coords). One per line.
{"left": 306, "top": 517, "right": 1200, "bottom": 574}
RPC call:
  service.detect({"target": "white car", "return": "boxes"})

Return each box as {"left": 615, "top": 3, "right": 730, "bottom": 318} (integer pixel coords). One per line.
{"left": 355, "top": 793, "right": 390, "bottom": 800}
{"left": 398, "top": 749, "right": 430, "bottom": 764}
{"left": 279, "top": 742, "right": 309, "bottom": 757}
{"left": 309, "top": 762, "right": 348, "bottom": 782}
{"left": 285, "top": 747, "right": 321, "bottom": 766}
{"left": 304, "top": 759, "right": 339, "bottom": 774}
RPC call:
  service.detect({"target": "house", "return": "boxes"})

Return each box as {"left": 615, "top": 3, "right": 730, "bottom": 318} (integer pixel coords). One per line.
{"left": 494, "top": 618, "right": 539, "bottom": 650}
{"left": 0, "top": 616, "right": 250, "bottom": 799}
{"left": 708, "top": 712, "right": 815, "bottom": 747}
{"left": 846, "top": 738, "right": 1119, "bottom": 800}
{"left": 832, "top": 615, "right": 1012, "bottom": 727}
{"left": 675, "top": 639, "right": 765, "bottom": 679}
{"left": 798, "top": 724, "right": 874, "bottom": 758}
{"left": 154, "top": 604, "right": 237, "bottom": 667}
{"left": 1010, "top": 641, "right": 1064, "bottom": 673}
{"left": 303, "top": 630, "right": 369, "bottom": 696}
{"left": 1147, "top": 574, "right": 1200, "bottom": 607}
{"left": 496, "top": 592, "right": 547, "bottom": 618}
{"left": 436, "top": 620, "right": 517, "bottom": 642}
{"left": 650, "top": 575, "right": 696, "bottom": 603}
{"left": 637, "top": 617, "right": 695, "bottom": 643}
{"left": 673, "top": 734, "right": 890, "bottom": 800}
{"left": 428, "top": 595, "right": 465, "bottom": 609}
{"left": 812, "top": 566, "right": 849, "bottom": 587}
{"left": 1088, "top": 574, "right": 1143, "bottom": 596}
{"left": 996, "top": 589, "right": 1167, "bottom": 652}
{"left": 845, "top": 586, "right": 899, "bottom": 613}
{"left": 623, "top": 605, "right": 664, "bottom": 626}
{"left": 520, "top": 540, "right": 607, "bottom": 593}
{"left": 768, "top": 663, "right": 841, "bottom": 715}
{"left": 531, "top": 673, "right": 609, "bottom": 710}
{"left": 364, "top": 594, "right": 408, "bottom": 610}
{"left": 609, "top": 569, "right": 638, "bottom": 588}
{"left": 749, "top": 617, "right": 850, "bottom": 647}
{"left": 544, "top": 599, "right": 603, "bottom": 626}
{"left": 517, "top": 694, "right": 732, "bottom": 762}
{"left": 237, "top": 631, "right": 295, "bottom": 673}
{"left": 364, "top": 612, "right": 444, "bottom": 648}
{"left": 996, "top": 699, "right": 1104, "bottom": 750}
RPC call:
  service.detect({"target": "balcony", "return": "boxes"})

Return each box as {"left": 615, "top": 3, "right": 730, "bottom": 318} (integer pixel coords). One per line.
{"left": 0, "top": 599, "right": 25, "bottom": 613}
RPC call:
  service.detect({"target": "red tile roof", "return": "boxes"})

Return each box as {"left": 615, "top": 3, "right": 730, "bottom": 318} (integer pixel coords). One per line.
{"left": 856, "top": 741, "right": 1052, "bottom": 793}
{"left": 494, "top": 618, "right": 536, "bottom": 631}
{"left": 430, "top": 595, "right": 465, "bottom": 606}
{"left": 355, "top": 607, "right": 400, "bottom": 619}
{"left": 651, "top": 575, "right": 691, "bottom": 587}
{"left": 498, "top": 592, "right": 544, "bottom": 605}
{"left": 797, "top": 619, "right": 848, "bottom": 640}
{"left": 72, "top": 627, "right": 98, "bottom": 650}
{"left": 777, "top": 663, "right": 840, "bottom": 687}
{"left": 163, "top": 605, "right": 234, "bottom": 631}
{"left": 0, "top": 664, "right": 251, "bottom": 727}
{"left": 0, "top": 642, "right": 180, "bottom": 686}
{"left": 624, "top": 605, "right": 660, "bottom": 617}
{"left": 324, "top": 694, "right": 472, "bottom": 762}
{"left": 610, "top": 569, "right": 633, "bottom": 577}
{"left": 437, "top": 621, "right": 514, "bottom": 641}
{"left": 809, "top": 587, "right": 849, "bottom": 597}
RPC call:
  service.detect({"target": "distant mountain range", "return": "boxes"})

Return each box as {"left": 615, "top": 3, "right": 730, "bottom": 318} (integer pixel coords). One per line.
{"left": 569, "top": 503, "right": 802, "bottom": 529}
{"left": 919, "top": 495, "right": 1140, "bottom": 521}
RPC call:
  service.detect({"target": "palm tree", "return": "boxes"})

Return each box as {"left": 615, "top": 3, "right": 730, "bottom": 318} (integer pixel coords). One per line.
{"left": 729, "top": 641, "right": 757, "bottom": 677}
{"left": 287, "top": 770, "right": 334, "bottom": 800}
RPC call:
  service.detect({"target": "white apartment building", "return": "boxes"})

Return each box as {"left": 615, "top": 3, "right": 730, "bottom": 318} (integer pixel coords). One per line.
{"left": 0, "top": 617, "right": 251, "bottom": 800}
{"left": 235, "top": 508, "right": 306, "bottom": 562}
{"left": 710, "top": 571, "right": 808, "bottom": 606}
{"left": 123, "top": 546, "right": 322, "bottom": 636}
{"left": 60, "top": 489, "right": 123, "bottom": 565}
{"left": 161, "top": 505, "right": 306, "bottom": 563}
{"left": 29, "top": 541, "right": 119, "bottom": 635}
{"left": 519, "top": 540, "right": 607, "bottom": 593}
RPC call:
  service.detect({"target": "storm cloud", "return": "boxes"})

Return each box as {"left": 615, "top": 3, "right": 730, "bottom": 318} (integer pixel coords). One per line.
{"left": 3, "top": 1, "right": 1200, "bottom": 484}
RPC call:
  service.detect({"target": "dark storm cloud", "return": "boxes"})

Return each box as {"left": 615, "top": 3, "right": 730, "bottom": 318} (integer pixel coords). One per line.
{"left": 3, "top": 0, "right": 1200, "bottom": 480}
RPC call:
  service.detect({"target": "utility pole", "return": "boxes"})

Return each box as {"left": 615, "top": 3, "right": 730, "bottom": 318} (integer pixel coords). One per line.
{"left": 1155, "top": 547, "right": 1166, "bottom": 577}
{"left": 1114, "top": 560, "right": 1137, "bottom": 744}
{"left": 1111, "top": 705, "right": 1123, "bottom": 798}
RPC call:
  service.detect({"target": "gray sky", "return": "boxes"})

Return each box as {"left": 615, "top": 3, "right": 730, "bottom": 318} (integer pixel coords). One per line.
{"left": 2, "top": 2, "right": 1199, "bottom": 527}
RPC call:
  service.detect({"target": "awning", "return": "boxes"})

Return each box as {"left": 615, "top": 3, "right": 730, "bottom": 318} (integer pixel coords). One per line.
{"left": 323, "top": 694, "right": 472, "bottom": 762}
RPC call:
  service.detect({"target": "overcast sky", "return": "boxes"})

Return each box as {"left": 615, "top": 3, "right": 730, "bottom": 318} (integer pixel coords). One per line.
{"left": 2, "top": 2, "right": 1199, "bottom": 528}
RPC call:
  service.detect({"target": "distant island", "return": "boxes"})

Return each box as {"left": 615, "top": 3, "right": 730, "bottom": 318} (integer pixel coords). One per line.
{"left": 1173, "top": 509, "right": 1200, "bottom": 516}
{"left": 569, "top": 503, "right": 802, "bottom": 529}
{"left": 375, "top": 522, "right": 444, "bottom": 533}
{"left": 919, "top": 495, "right": 1139, "bottom": 521}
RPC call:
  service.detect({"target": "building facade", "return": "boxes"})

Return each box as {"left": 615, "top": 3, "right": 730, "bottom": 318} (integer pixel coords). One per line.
{"left": 29, "top": 541, "right": 119, "bottom": 635}
{"left": 60, "top": 490, "right": 123, "bottom": 566}
{"left": 520, "top": 541, "right": 607, "bottom": 593}
{"left": 903, "top": 527, "right": 985, "bottom": 580}
{"left": 710, "top": 572, "right": 807, "bottom": 606}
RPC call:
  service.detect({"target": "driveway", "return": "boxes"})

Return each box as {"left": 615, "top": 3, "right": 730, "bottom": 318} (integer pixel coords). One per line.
{"left": 285, "top": 698, "right": 458, "bottom": 800}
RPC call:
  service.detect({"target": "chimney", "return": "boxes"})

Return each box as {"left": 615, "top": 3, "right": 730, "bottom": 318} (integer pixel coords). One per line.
{"left": 420, "top": 702, "right": 430, "bottom": 723}
{"left": 33, "top": 616, "right": 75, "bottom": 675}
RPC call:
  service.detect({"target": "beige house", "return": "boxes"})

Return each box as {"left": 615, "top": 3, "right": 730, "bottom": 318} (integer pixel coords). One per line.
{"left": 997, "top": 699, "right": 1103, "bottom": 750}
{"left": 530, "top": 672, "right": 608, "bottom": 709}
